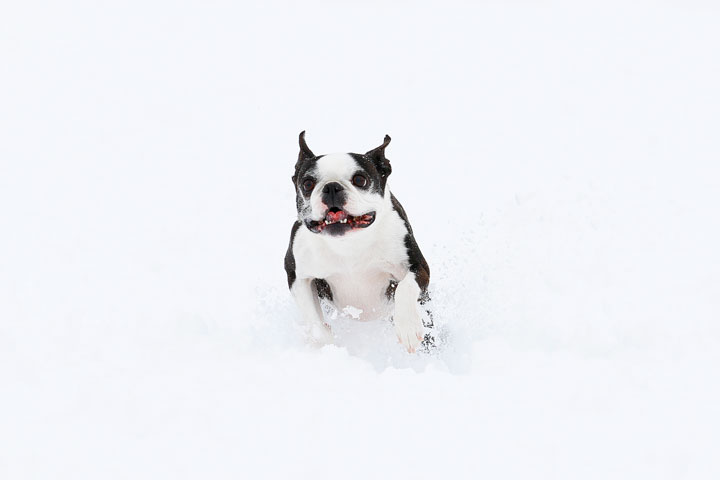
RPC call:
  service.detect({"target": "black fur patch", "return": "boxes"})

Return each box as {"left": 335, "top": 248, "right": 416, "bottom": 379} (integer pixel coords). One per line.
{"left": 385, "top": 279, "right": 398, "bottom": 300}
{"left": 284, "top": 221, "right": 301, "bottom": 289}
{"left": 313, "top": 279, "right": 333, "bottom": 301}
{"left": 348, "top": 153, "right": 390, "bottom": 195}
{"left": 390, "top": 194, "right": 430, "bottom": 295}
{"left": 392, "top": 195, "right": 434, "bottom": 333}
{"left": 293, "top": 155, "right": 323, "bottom": 211}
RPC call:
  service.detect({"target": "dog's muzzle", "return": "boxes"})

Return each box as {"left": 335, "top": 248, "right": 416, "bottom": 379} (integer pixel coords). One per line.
{"left": 304, "top": 208, "right": 376, "bottom": 236}
{"left": 321, "top": 182, "right": 347, "bottom": 210}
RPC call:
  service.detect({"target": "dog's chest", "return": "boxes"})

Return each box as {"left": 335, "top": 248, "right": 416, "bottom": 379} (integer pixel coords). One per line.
{"left": 325, "top": 269, "right": 395, "bottom": 321}
{"left": 314, "top": 248, "right": 404, "bottom": 321}
{"left": 293, "top": 210, "right": 411, "bottom": 321}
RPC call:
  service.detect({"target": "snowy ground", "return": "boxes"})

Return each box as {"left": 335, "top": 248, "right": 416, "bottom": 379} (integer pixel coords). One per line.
{"left": 1, "top": 1, "right": 719, "bottom": 478}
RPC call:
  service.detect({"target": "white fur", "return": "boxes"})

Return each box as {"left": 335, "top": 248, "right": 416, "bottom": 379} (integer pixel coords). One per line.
{"left": 299, "top": 153, "right": 386, "bottom": 224}
{"left": 290, "top": 278, "right": 333, "bottom": 345}
{"left": 291, "top": 154, "right": 426, "bottom": 352}
{"left": 393, "top": 274, "right": 424, "bottom": 353}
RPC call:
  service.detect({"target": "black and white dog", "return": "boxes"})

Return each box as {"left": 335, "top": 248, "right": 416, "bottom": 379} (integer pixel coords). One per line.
{"left": 284, "top": 132, "right": 431, "bottom": 353}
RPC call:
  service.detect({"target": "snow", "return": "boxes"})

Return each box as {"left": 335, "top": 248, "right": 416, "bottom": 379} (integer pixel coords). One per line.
{"left": 1, "top": 1, "right": 719, "bottom": 478}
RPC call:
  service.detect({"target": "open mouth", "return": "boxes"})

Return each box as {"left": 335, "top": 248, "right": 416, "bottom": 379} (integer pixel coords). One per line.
{"left": 305, "top": 208, "right": 376, "bottom": 235}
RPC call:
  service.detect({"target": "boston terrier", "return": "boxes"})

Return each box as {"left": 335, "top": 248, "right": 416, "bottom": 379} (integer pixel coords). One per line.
{"left": 284, "top": 132, "right": 432, "bottom": 353}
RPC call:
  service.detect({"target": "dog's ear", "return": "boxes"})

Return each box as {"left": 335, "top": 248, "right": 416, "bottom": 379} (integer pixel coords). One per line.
{"left": 298, "top": 131, "right": 314, "bottom": 162}
{"left": 366, "top": 135, "right": 392, "bottom": 177}
{"left": 293, "top": 131, "right": 315, "bottom": 183}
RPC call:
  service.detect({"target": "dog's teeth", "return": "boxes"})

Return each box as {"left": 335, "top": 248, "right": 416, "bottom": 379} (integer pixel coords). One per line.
{"left": 340, "top": 219, "right": 347, "bottom": 223}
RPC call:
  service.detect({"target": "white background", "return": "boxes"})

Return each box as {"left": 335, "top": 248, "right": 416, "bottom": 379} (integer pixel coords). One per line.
{"left": 1, "top": 1, "right": 719, "bottom": 478}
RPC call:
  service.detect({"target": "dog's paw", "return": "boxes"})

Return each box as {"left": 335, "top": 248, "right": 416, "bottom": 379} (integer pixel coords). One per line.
{"left": 394, "top": 316, "right": 424, "bottom": 353}
{"left": 308, "top": 322, "right": 334, "bottom": 346}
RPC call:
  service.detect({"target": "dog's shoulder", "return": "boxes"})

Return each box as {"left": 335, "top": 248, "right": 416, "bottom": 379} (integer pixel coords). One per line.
{"left": 388, "top": 193, "right": 430, "bottom": 291}
{"left": 284, "top": 220, "right": 302, "bottom": 288}
{"left": 389, "top": 193, "right": 413, "bottom": 235}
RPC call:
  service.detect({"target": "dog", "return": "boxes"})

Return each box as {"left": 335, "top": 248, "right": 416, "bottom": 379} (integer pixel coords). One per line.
{"left": 284, "top": 132, "right": 432, "bottom": 353}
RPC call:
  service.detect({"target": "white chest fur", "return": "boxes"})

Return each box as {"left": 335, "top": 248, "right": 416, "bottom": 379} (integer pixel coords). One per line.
{"left": 292, "top": 194, "right": 410, "bottom": 321}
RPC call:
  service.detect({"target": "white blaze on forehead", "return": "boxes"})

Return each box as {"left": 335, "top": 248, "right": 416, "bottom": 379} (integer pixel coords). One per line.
{"left": 315, "top": 153, "right": 359, "bottom": 181}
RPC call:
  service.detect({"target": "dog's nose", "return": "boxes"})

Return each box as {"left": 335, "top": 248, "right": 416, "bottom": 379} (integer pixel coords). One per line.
{"left": 321, "top": 182, "right": 347, "bottom": 209}
{"left": 322, "top": 182, "right": 343, "bottom": 195}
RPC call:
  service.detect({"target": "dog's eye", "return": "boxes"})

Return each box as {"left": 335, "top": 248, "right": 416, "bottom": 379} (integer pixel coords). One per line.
{"left": 302, "top": 178, "right": 315, "bottom": 192}
{"left": 352, "top": 174, "right": 369, "bottom": 188}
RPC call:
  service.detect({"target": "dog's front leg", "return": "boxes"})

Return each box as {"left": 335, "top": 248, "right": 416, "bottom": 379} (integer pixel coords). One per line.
{"left": 393, "top": 273, "right": 425, "bottom": 353}
{"left": 291, "top": 278, "right": 333, "bottom": 346}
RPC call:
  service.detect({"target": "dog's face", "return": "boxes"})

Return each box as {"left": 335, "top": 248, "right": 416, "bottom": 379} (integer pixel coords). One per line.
{"left": 292, "top": 132, "right": 392, "bottom": 237}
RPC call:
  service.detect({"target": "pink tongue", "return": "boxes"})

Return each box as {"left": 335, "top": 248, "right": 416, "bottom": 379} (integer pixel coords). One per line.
{"left": 326, "top": 210, "right": 347, "bottom": 223}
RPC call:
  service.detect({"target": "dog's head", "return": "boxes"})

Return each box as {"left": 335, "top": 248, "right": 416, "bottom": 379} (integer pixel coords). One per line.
{"left": 292, "top": 131, "right": 392, "bottom": 237}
